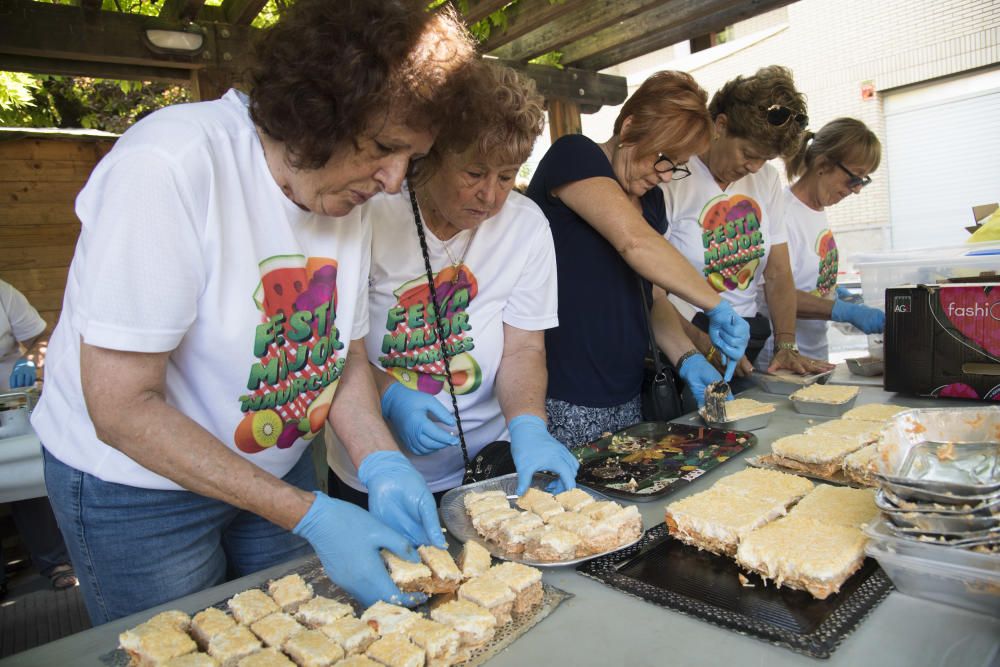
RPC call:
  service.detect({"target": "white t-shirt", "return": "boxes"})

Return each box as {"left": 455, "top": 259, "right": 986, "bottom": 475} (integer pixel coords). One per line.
{"left": 0, "top": 280, "right": 47, "bottom": 391}
{"left": 32, "top": 90, "right": 370, "bottom": 490}
{"left": 326, "top": 187, "right": 559, "bottom": 493}
{"left": 757, "top": 187, "right": 839, "bottom": 366}
{"left": 661, "top": 157, "right": 788, "bottom": 317}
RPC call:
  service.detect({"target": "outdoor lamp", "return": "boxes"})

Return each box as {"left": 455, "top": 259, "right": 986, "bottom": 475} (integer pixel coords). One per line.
{"left": 142, "top": 24, "right": 206, "bottom": 55}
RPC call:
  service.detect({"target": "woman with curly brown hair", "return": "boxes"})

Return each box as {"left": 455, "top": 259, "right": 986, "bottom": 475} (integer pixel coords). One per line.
{"left": 33, "top": 0, "right": 477, "bottom": 622}
{"left": 754, "top": 117, "right": 884, "bottom": 368}
{"left": 526, "top": 71, "right": 751, "bottom": 447}
{"left": 661, "top": 65, "right": 835, "bottom": 382}
{"left": 327, "top": 61, "right": 579, "bottom": 501}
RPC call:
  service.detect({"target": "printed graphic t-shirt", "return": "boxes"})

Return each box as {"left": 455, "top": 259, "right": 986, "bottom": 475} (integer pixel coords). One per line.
{"left": 525, "top": 134, "right": 666, "bottom": 407}
{"left": 32, "top": 90, "right": 370, "bottom": 490}
{"left": 0, "top": 280, "right": 47, "bottom": 392}
{"left": 757, "top": 187, "right": 839, "bottom": 366}
{"left": 662, "top": 156, "right": 788, "bottom": 317}
{"left": 327, "top": 187, "right": 558, "bottom": 493}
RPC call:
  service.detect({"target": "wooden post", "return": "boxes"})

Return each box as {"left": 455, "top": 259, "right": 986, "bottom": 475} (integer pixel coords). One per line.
{"left": 547, "top": 98, "right": 582, "bottom": 142}
{"left": 190, "top": 67, "right": 237, "bottom": 102}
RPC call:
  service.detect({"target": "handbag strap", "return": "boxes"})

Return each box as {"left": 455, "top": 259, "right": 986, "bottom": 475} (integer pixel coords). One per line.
{"left": 636, "top": 276, "right": 668, "bottom": 379}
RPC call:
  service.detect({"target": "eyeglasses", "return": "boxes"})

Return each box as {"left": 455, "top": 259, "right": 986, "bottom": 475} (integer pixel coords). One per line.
{"left": 835, "top": 161, "right": 872, "bottom": 189}
{"left": 653, "top": 154, "right": 691, "bottom": 179}
{"left": 763, "top": 104, "right": 808, "bottom": 129}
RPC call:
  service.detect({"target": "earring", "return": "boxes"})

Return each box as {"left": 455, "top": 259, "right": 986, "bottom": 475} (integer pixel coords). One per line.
{"left": 617, "top": 142, "right": 624, "bottom": 149}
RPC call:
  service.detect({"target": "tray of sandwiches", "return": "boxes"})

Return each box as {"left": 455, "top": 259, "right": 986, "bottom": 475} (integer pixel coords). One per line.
{"left": 106, "top": 546, "right": 571, "bottom": 667}
{"left": 439, "top": 473, "right": 644, "bottom": 567}
{"left": 572, "top": 421, "right": 756, "bottom": 501}
{"left": 577, "top": 467, "right": 891, "bottom": 659}
{"left": 745, "top": 403, "right": 913, "bottom": 488}
{"left": 750, "top": 368, "right": 833, "bottom": 395}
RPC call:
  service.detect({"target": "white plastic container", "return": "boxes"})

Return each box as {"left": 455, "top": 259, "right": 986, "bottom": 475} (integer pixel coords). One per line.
{"left": 864, "top": 520, "right": 1000, "bottom": 617}
{"left": 853, "top": 241, "right": 1000, "bottom": 358}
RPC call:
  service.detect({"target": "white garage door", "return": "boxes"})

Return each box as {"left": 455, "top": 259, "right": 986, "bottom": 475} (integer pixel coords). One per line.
{"left": 885, "top": 68, "right": 1000, "bottom": 250}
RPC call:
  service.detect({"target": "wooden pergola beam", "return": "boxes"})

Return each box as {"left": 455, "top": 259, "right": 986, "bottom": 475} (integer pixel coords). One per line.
{"left": 158, "top": 0, "right": 207, "bottom": 22}
{"left": 499, "top": 60, "right": 627, "bottom": 109}
{"left": 564, "top": 0, "right": 795, "bottom": 70}
{"left": 478, "top": 0, "right": 582, "bottom": 53}
{"left": 487, "top": 0, "right": 662, "bottom": 63}
{"left": 454, "top": 0, "right": 512, "bottom": 25}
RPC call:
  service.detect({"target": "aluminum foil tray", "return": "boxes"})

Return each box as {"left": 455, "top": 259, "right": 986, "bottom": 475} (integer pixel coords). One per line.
{"left": 577, "top": 524, "right": 891, "bottom": 659}
{"left": 880, "top": 478, "right": 999, "bottom": 506}
{"left": 883, "top": 523, "right": 1000, "bottom": 548}
{"left": 872, "top": 407, "right": 1000, "bottom": 495}
{"left": 846, "top": 356, "right": 884, "bottom": 377}
{"left": 789, "top": 393, "right": 859, "bottom": 417}
{"left": 699, "top": 409, "right": 772, "bottom": 431}
{"left": 879, "top": 486, "right": 1000, "bottom": 516}
{"left": 884, "top": 508, "right": 1000, "bottom": 535}
{"left": 750, "top": 369, "right": 832, "bottom": 395}
{"left": 439, "top": 473, "right": 642, "bottom": 567}
{"left": 101, "top": 557, "right": 572, "bottom": 667}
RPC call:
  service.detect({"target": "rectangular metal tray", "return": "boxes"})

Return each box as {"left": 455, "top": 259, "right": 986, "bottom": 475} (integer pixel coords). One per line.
{"left": 750, "top": 369, "right": 833, "bottom": 395}
{"left": 573, "top": 421, "right": 756, "bottom": 501}
{"left": 699, "top": 409, "right": 773, "bottom": 431}
{"left": 101, "top": 557, "right": 573, "bottom": 667}
{"left": 577, "top": 524, "right": 892, "bottom": 659}
{"left": 846, "top": 356, "right": 884, "bottom": 377}
{"left": 438, "top": 473, "right": 642, "bottom": 567}
{"left": 789, "top": 393, "right": 859, "bottom": 417}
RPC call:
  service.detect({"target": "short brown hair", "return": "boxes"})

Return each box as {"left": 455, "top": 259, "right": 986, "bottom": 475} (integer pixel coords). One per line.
{"left": 411, "top": 60, "right": 545, "bottom": 186}
{"left": 614, "top": 70, "right": 712, "bottom": 161}
{"left": 709, "top": 65, "right": 807, "bottom": 159}
{"left": 785, "top": 117, "right": 881, "bottom": 180}
{"left": 248, "top": 0, "right": 476, "bottom": 170}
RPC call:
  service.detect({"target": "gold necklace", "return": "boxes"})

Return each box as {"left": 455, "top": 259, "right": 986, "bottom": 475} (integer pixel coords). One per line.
{"left": 416, "top": 191, "right": 478, "bottom": 284}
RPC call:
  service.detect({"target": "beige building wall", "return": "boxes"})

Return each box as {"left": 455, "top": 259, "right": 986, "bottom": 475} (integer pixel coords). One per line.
{"left": 586, "top": 0, "right": 1000, "bottom": 276}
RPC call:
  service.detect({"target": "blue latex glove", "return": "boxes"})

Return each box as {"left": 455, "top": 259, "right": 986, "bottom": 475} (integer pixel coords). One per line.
{"left": 835, "top": 286, "right": 853, "bottom": 301}
{"left": 380, "top": 382, "right": 458, "bottom": 455}
{"left": 293, "top": 491, "right": 425, "bottom": 608}
{"left": 358, "top": 450, "right": 447, "bottom": 549}
{"left": 831, "top": 300, "right": 885, "bottom": 334}
{"left": 677, "top": 354, "right": 729, "bottom": 408}
{"left": 508, "top": 414, "right": 580, "bottom": 496}
{"left": 704, "top": 300, "right": 750, "bottom": 381}
{"left": 9, "top": 357, "right": 36, "bottom": 389}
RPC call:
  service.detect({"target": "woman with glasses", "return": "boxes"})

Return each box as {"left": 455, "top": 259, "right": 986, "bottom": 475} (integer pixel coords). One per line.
{"left": 754, "top": 117, "right": 884, "bottom": 368}
{"left": 661, "top": 65, "right": 834, "bottom": 380}
{"left": 526, "top": 71, "right": 751, "bottom": 448}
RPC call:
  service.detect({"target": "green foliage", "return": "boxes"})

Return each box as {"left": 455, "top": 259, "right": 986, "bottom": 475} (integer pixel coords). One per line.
{"left": 529, "top": 52, "right": 563, "bottom": 68}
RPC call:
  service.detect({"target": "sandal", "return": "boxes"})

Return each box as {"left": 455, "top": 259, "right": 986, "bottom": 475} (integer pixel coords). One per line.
{"left": 48, "top": 564, "right": 77, "bottom": 591}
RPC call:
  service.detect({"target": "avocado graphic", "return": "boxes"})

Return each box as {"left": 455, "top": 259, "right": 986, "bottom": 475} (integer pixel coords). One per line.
{"left": 735, "top": 258, "right": 760, "bottom": 290}
{"left": 443, "top": 352, "right": 482, "bottom": 395}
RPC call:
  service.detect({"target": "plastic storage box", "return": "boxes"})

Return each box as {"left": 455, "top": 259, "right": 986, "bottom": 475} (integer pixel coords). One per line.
{"left": 864, "top": 520, "right": 1000, "bottom": 617}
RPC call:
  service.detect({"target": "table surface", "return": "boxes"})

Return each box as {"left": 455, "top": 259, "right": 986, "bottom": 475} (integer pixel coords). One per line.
{"left": 5, "top": 386, "right": 999, "bottom": 667}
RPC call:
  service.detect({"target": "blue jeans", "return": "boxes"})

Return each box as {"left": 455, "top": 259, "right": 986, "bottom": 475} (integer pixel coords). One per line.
{"left": 43, "top": 448, "right": 315, "bottom": 625}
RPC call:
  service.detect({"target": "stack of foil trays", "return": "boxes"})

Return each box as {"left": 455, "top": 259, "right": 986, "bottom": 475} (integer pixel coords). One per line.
{"left": 869, "top": 407, "right": 999, "bottom": 551}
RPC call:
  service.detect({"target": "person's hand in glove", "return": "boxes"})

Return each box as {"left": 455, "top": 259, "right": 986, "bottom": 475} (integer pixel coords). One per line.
{"left": 508, "top": 414, "right": 579, "bottom": 496}
{"left": 704, "top": 300, "right": 750, "bottom": 381}
{"left": 831, "top": 300, "right": 885, "bottom": 334}
{"left": 677, "top": 353, "right": 729, "bottom": 408}
{"left": 358, "top": 450, "right": 447, "bottom": 549}
{"left": 380, "top": 382, "right": 458, "bottom": 455}
{"left": 293, "top": 491, "right": 425, "bottom": 608}
{"left": 9, "top": 357, "right": 36, "bottom": 388}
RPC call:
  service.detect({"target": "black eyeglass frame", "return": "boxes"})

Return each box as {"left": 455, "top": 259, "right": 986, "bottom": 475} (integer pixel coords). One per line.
{"left": 653, "top": 153, "right": 691, "bottom": 179}
{"left": 835, "top": 161, "right": 872, "bottom": 189}
{"left": 763, "top": 104, "right": 809, "bottom": 129}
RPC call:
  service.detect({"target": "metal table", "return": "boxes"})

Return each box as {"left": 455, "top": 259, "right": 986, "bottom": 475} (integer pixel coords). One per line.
{"left": 5, "top": 386, "right": 999, "bottom": 666}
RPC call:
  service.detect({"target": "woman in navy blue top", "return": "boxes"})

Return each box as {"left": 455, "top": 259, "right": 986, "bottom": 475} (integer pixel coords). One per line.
{"left": 526, "top": 71, "right": 750, "bottom": 447}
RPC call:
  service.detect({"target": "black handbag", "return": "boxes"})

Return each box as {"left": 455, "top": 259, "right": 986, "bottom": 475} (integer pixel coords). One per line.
{"left": 637, "top": 278, "right": 685, "bottom": 422}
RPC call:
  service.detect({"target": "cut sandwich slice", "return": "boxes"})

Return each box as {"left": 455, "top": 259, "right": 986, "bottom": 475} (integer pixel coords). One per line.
{"left": 769, "top": 433, "right": 867, "bottom": 478}
{"left": 788, "top": 484, "right": 878, "bottom": 529}
{"left": 805, "top": 419, "right": 882, "bottom": 447}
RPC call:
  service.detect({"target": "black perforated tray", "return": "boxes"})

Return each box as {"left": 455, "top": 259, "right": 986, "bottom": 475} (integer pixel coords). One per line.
{"left": 577, "top": 524, "right": 893, "bottom": 659}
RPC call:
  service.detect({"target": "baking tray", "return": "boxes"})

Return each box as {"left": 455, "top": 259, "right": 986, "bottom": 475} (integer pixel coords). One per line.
{"left": 883, "top": 508, "right": 1000, "bottom": 535}
{"left": 577, "top": 524, "right": 892, "bottom": 659}
{"left": 744, "top": 455, "right": 867, "bottom": 488}
{"left": 699, "top": 408, "right": 773, "bottom": 431}
{"left": 879, "top": 479, "right": 999, "bottom": 506}
{"left": 101, "top": 557, "right": 572, "bottom": 667}
{"left": 572, "top": 421, "right": 756, "bottom": 501}
{"left": 750, "top": 369, "right": 833, "bottom": 395}
{"left": 439, "top": 473, "right": 642, "bottom": 567}
{"left": 878, "top": 486, "right": 1000, "bottom": 516}
{"left": 789, "top": 393, "right": 859, "bottom": 417}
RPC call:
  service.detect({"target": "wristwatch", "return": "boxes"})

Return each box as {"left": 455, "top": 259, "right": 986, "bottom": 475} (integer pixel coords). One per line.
{"left": 776, "top": 341, "right": 799, "bottom": 353}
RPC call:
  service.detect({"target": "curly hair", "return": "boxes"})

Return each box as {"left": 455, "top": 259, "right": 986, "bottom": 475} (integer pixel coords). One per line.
{"left": 709, "top": 65, "right": 807, "bottom": 159}
{"left": 410, "top": 60, "right": 546, "bottom": 186}
{"left": 247, "top": 0, "right": 477, "bottom": 170}
{"left": 784, "top": 117, "right": 881, "bottom": 181}
{"left": 614, "top": 70, "right": 712, "bottom": 161}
